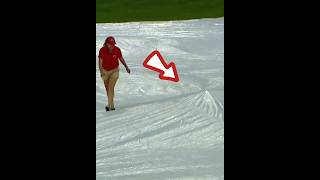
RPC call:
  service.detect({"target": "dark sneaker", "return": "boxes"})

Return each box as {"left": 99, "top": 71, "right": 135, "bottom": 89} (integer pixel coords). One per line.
{"left": 105, "top": 106, "right": 110, "bottom": 112}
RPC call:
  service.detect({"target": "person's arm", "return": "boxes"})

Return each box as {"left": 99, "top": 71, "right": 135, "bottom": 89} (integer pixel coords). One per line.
{"left": 119, "top": 57, "right": 130, "bottom": 74}
{"left": 99, "top": 57, "right": 104, "bottom": 76}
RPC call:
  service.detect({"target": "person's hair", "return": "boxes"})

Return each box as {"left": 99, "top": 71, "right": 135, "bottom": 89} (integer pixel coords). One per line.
{"left": 104, "top": 36, "right": 115, "bottom": 46}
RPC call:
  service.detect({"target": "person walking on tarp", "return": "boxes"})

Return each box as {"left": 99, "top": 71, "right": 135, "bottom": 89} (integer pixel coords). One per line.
{"left": 98, "top": 36, "right": 130, "bottom": 111}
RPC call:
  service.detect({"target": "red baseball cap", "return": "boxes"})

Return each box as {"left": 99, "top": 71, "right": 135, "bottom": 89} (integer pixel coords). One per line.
{"left": 105, "top": 36, "right": 116, "bottom": 45}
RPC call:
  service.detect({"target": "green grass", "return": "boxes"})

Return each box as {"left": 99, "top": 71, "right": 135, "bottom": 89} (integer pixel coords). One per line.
{"left": 96, "top": 0, "right": 224, "bottom": 23}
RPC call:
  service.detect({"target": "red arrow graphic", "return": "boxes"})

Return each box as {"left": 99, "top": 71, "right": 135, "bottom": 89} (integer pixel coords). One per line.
{"left": 143, "top": 50, "right": 179, "bottom": 82}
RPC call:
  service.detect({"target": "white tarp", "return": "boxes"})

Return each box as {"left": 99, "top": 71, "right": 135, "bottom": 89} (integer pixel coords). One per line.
{"left": 96, "top": 18, "right": 224, "bottom": 180}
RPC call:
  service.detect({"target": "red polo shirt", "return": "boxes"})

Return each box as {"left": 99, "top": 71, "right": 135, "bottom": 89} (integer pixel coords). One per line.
{"left": 99, "top": 46, "right": 122, "bottom": 71}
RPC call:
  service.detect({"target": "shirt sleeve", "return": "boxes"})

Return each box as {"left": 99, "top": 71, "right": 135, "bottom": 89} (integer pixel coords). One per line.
{"left": 98, "top": 48, "right": 103, "bottom": 58}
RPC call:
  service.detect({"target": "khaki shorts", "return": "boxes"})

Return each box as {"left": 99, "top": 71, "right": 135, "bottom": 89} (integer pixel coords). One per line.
{"left": 101, "top": 68, "right": 119, "bottom": 81}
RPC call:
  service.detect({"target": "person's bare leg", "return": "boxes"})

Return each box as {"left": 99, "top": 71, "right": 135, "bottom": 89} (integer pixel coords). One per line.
{"left": 107, "top": 70, "right": 119, "bottom": 110}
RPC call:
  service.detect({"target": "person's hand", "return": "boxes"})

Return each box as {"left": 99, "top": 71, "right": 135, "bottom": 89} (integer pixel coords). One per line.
{"left": 126, "top": 67, "right": 131, "bottom": 74}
